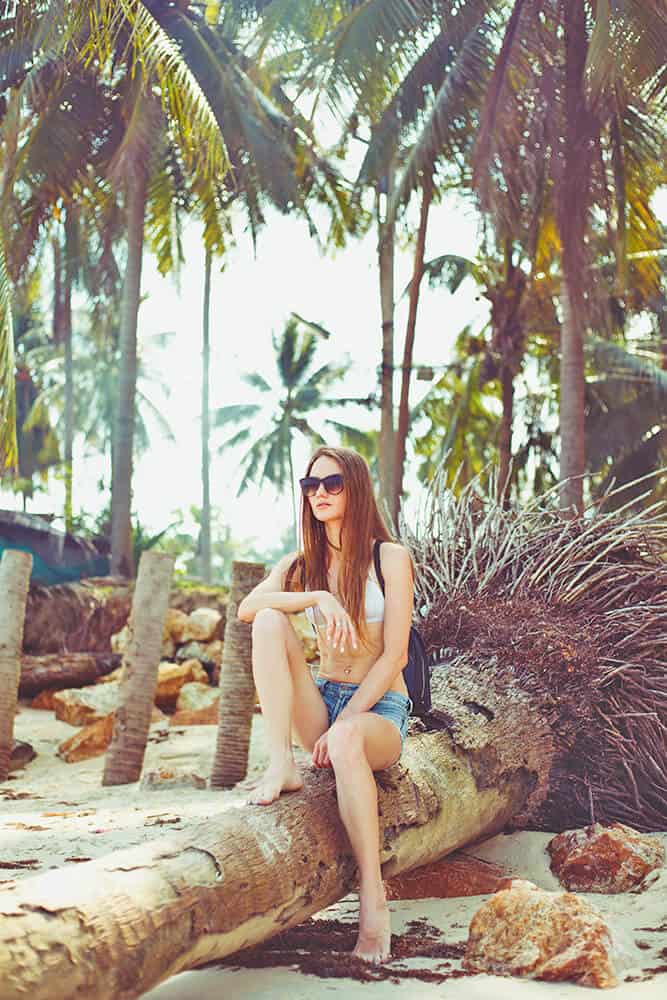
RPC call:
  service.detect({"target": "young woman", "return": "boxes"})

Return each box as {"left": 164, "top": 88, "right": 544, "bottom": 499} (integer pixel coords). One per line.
{"left": 237, "top": 446, "right": 414, "bottom": 964}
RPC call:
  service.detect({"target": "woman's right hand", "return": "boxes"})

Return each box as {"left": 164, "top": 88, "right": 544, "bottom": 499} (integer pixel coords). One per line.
{"left": 316, "top": 592, "right": 358, "bottom": 652}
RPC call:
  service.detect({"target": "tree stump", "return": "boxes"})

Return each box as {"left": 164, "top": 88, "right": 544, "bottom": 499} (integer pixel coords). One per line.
{"left": 0, "top": 550, "right": 33, "bottom": 781}
{"left": 102, "top": 552, "right": 174, "bottom": 786}
{"left": 210, "top": 560, "right": 266, "bottom": 788}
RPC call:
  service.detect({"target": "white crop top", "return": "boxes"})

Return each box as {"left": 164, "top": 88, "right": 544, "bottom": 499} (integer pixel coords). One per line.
{"left": 304, "top": 568, "right": 385, "bottom": 627}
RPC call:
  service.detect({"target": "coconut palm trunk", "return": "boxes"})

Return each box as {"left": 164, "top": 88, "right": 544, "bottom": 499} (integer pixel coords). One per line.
{"left": 210, "top": 560, "right": 266, "bottom": 788}
{"left": 62, "top": 210, "right": 76, "bottom": 532}
{"left": 110, "top": 171, "right": 149, "bottom": 577}
{"left": 377, "top": 167, "right": 396, "bottom": 519}
{"left": 498, "top": 364, "right": 514, "bottom": 506}
{"left": 393, "top": 178, "right": 432, "bottom": 522}
{"left": 102, "top": 551, "right": 174, "bottom": 786}
{"left": 0, "top": 659, "right": 553, "bottom": 999}
{"left": 200, "top": 246, "right": 212, "bottom": 584}
{"left": 557, "top": 1, "right": 596, "bottom": 515}
{"left": 0, "top": 549, "right": 32, "bottom": 780}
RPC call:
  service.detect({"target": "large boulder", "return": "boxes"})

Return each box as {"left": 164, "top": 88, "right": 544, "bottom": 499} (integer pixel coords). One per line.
{"left": 154, "top": 659, "right": 208, "bottom": 710}
{"left": 57, "top": 707, "right": 167, "bottom": 763}
{"left": 463, "top": 879, "right": 618, "bottom": 988}
{"left": 181, "top": 607, "right": 222, "bottom": 643}
{"left": 53, "top": 683, "right": 122, "bottom": 726}
{"left": 290, "top": 611, "right": 318, "bottom": 662}
{"left": 547, "top": 822, "right": 665, "bottom": 893}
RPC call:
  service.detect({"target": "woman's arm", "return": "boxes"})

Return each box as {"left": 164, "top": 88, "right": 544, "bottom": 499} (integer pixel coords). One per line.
{"left": 237, "top": 553, "right": 323, "bottom": 623}
{"left": 335, "top": 543, "right": 413, "bottom": 720}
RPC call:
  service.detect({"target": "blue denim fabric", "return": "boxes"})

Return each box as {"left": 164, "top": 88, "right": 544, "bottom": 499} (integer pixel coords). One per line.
{"left": 315, "top": 677, "right": 411, "bottom": 745}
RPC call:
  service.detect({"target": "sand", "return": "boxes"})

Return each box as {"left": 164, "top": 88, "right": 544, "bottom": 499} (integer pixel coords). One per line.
{"left": 2, "top": 705, "right": 666, "bottom": 999}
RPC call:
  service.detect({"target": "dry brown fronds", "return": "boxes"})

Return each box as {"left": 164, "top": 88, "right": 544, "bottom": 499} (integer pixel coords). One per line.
{"left": 402, "top": 467, "right": 667, "bottom": 832}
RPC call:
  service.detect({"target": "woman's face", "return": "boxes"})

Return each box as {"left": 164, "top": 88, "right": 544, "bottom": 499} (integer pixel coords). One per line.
{"left": 306, "top": 455, "right": 347, "bottom": 524}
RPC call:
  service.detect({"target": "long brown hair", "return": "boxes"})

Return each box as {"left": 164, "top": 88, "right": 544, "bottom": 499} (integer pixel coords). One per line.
{"left": 286, "top": 446, "right": 393, "bottom": 643}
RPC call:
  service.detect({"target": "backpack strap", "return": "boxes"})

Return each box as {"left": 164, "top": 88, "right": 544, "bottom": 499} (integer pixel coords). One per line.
{"left": 372, "top": 539, "right": 385, "bottom": 595}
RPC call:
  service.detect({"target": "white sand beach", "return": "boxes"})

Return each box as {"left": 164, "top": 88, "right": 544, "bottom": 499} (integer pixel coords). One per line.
{"left": 2, "top": 705, "right": 666, "bottom": 1000}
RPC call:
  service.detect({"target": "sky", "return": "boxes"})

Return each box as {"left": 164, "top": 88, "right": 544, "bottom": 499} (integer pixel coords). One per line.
{"left": 3, "top": 189, "right": 488, "bottom": 557}
{"left": 4, "top": 184, "right": 666, "bottom": 562}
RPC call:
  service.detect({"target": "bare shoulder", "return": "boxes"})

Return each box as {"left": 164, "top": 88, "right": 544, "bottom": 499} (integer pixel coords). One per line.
{"left": 271, "top": 550, "right": 303, "bottom": 588}
{"left": 378, "top": 541, "right": 413, "bottom": 576}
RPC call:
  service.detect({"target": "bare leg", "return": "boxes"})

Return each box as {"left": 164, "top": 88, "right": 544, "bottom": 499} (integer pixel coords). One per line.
{"left": 248, "top": 608, "right": 328, "bottom": 805}
{"left": 327, "top": 714, "right": 402, "bottom": 963}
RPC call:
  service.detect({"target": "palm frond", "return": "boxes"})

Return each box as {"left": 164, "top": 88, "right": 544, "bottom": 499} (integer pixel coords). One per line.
{"left": 213, "top": 402, "right": 262, "bottom": 427}
{"left": 82, "top": 0, "right": 230, "bottom": 181}
{"left": 389, "top": 16, "right": 493, "bottom": 218}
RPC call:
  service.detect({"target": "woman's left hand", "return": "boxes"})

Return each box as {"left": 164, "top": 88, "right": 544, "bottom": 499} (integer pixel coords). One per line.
{"left": 312, "top": 730, "right": 331, "bottom": 769}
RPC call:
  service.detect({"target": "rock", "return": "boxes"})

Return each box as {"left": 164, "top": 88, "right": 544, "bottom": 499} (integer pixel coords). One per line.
{"left": 175, "top": 641, "right": 207, "bottom": 664}
{"left": 110, "top": 625, "right": 129, "bottom": 655}
{"left": 463, "top": 879, "right": 618, "bottom": 988}
{"left": 10, "top": 740, "right": 36, "bottom": 772}
{"left": 57, "top": 707, "right": 167, "bottom": 763}
{"left": 385, "top": 851, "right": 512, "bottom": 899}
{"left": 290, "top": 611, "right": 318, "bottom": 662}
{"left": 202, "top": 639, "right": 223, "bottom": 684}
{"left": 53, "top": 683, "right": 121, "bottom": 726}
{"left": 181, "top": 607, "right": 222, "bottom": 643}
{"left": 140, "top": 769, "right": 207, "bottom": 790}
{"left": 175, "top": 682, "right": 220, "bottom": 713}
{"left": 169, "top": 704, "right": 219, "bottom": 726}
{"left": 57, "top": 715, "right": 115, "bottom": 763}
{"left": 161, "top": 636, "right": 176, "bottom": 659}
{"left": 163, "top": 608, "right": 189, "bottom": 644}
{"left": 30, "top": 690, "right": 60, "bottom": 710}
{"left": 202, "top": 639, "right": 223, "bottom": 665}
{"left": 95, "top": 666, "right": 125, "bottom": 685}
{"left": 547, "top": 822, "right": 665, "bottom": 893}
{"left": 154, "top": 659, "right": 208, "bottom": 710}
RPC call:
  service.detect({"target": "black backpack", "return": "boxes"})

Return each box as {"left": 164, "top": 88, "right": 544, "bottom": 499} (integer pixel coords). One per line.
{"left": 372, "top": 540, "right": 432, "bottom": 718}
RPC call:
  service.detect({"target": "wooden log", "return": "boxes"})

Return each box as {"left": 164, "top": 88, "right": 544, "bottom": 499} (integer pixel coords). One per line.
{"left": 0, "top": 655, "right": 556, "bottom": 998}
{"left": 0, "top": 550, "right": 33, "bottom": 781}
{"left": 102, "top": 553, "right": 175, "bottom": 786}
{"left": 23, "top": 578, "right": 132, "bottom": 654}
{"left": 18, "top": 652, "right": 121, "bottom": 698}
{"left": 0, "top": 726, "right": 539, "bottom": 1000}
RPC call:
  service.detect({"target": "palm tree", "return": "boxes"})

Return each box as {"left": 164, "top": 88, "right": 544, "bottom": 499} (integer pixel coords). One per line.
{"left": 214, "top": 316, "right": 373, "bottom": 533}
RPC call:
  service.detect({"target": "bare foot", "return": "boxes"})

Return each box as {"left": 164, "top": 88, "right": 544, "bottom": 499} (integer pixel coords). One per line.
{"left": 246, "top": 759, "right": 303, "bottom": 805}
{"left": 353, "top": 899, "right": 392, "bottom": 964}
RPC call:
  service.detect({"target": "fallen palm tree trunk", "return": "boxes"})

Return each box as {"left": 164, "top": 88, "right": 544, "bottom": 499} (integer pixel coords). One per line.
{"left": 18, "top": 652, "right": 121, "bottom": 697}
{"left": 23, "top": 578, "right": 132, "bottom": 654}
{"left": 0, "top": 686, "right": 542, "bottom": 1000}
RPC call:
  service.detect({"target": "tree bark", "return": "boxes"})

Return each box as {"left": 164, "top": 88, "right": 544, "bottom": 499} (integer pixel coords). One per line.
{"left": 199, "top": 246, "right": 212, "bottom": 584}
{"left": 210, "top": 560, "right": 266, "bottom": 788}
{"left": 63, "top": 208, "right": 76, "bottom": 533}
{"left": 557, "top": 1, "right": 596, "bottom": 515}
{"left": 102, "top": 552, "right": 174, "bottom": 786}
{"left": 377, "top": 167, "right": 396, "bottom": 521}
{"left": 393, "top": 178, "right": 432, "bottom": 523}
{"left": 498, "top": 364, "right": 514, "bottom": 507}
{"left": 0, "top": 549, "right": 32, "bottom": 780}
{"left": 559, "top": 278, "right": 586, "bottom": 513}
{"left": 18, "top": 652, "right": 121, "bottom": 698}
{"left": 0, "top": 658, "right": 549, "bottom": 999}
{"left": 110, "top": 169, "right": 149, "bottom": 577}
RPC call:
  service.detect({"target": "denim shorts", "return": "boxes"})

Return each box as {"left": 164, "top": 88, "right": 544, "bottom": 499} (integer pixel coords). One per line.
{"left": 315, "top": 677, "right": 411, "bottom": 745}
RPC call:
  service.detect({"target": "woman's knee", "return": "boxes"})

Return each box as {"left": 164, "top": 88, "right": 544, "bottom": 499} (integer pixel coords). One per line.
{"left": 328, "top": 718, "right": 365, "bottom": 767}
{"left": 252, "top": 607, "right": 288, "bottom": 639}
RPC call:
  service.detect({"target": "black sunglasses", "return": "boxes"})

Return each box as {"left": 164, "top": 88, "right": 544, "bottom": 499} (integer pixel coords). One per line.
{"left": 299, "top": 474, "right": 345, "bottom": 497}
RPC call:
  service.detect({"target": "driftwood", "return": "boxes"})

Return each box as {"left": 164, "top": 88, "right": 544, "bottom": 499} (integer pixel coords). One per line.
{"left": 0, "top": 658, "right": 554, "bottom": 999}
{"left": 18, "top": 652, "right": 121, "bottom": 697}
